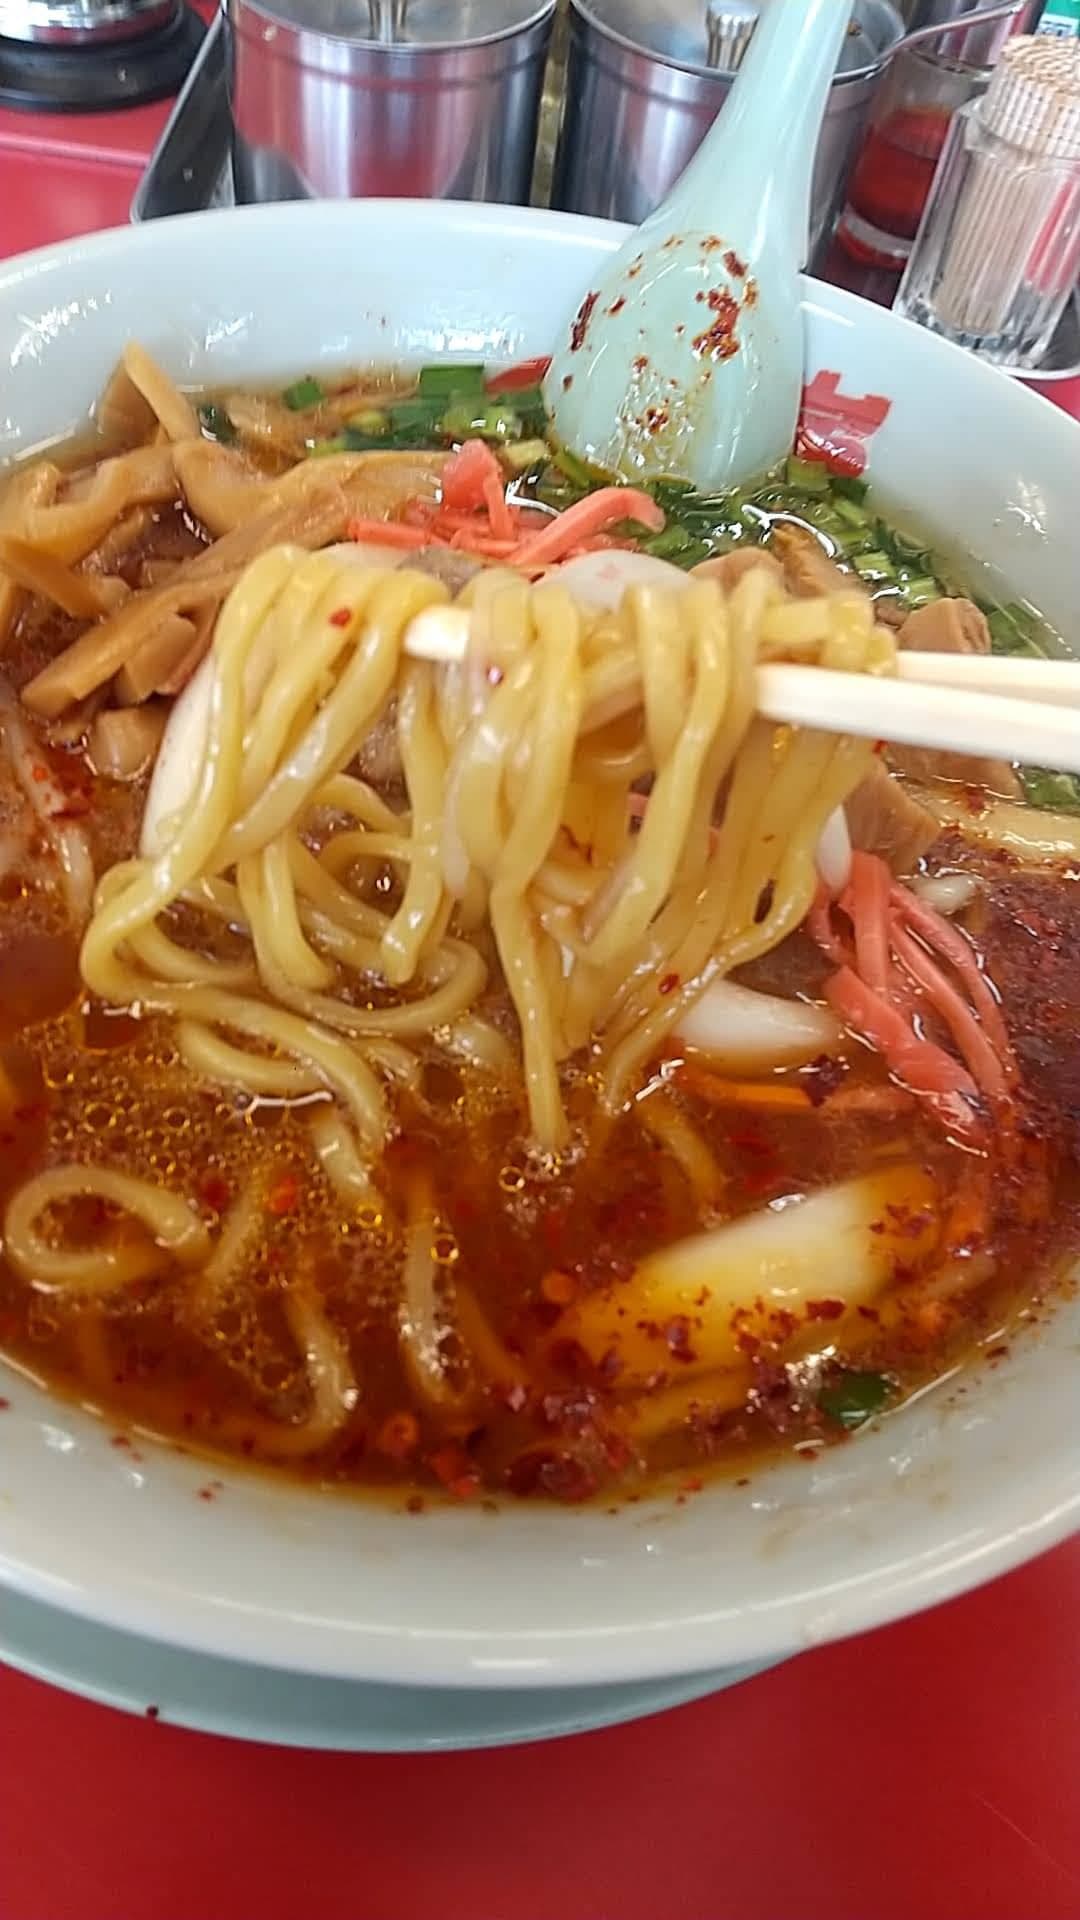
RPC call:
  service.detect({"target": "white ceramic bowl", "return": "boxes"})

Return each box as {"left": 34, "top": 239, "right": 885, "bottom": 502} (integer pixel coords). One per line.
{"left": 1, "top": 201, "right": 1078, "bottom": 1690}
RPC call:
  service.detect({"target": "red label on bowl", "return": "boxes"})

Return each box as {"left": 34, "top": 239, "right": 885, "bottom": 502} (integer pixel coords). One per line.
{"left": 797, "top": 372, "right": 892, "bottom": 476}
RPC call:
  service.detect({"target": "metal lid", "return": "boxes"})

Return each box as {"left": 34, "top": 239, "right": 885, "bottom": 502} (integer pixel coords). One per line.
{"left": 235, "top": 0, "right": 554, "bottom": 48}
{"left": 899, "top": 1, "right": 1043, "bottom": 72}
{"left": 572, "top": 0, "right": 904, "bottom": 81}
{"left": 981, "top": 31, "right": 1080, "bottom": 156}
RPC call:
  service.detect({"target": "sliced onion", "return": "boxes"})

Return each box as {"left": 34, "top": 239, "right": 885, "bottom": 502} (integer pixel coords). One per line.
{"left": 677, "top": 977, "right": 842, "bottom": 1072}
{"left": 51, "top": 824, "right": 95, "bottom": 926}
{"left": 552, "top": 550, "right": 692, "bottom": 613}
{"left": 0, "top": 689, "right": 94, "bottom": 923}
{"left": 566, "top": 1166, "right": 939, "bottom": 1377}
{"left": 88, "top": 705, "right": 166, "bottom": 782}
{"left": 140, "top": 650, "right": 214, "bottom": 856}
{"left": 141, "top": 543, "right": 417, "bottom": 860}
{"left": 324, "top": 539, "right": 408, "bottom": 573}
{"left": 908, "top": 870, "right": 982, "bottom": 917}
{"left": 816, "top": 806, "right": 852, "bottom": 896}
{"left": 404, "top": 605, "right": 470, "bottom": 664}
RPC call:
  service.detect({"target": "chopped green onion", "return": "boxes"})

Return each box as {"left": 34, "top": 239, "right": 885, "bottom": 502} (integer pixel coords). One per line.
{"left": 883, "top": 525, "right": 926, "bottom": 559}
{"left": 502, "top": 438, "right": 551, "bottom": 474}
{"left": 829, "top": 474, "right": 869, "bottom": 505}
{"left": 818, "top": 1370, "right": 892, "bottom": 1431}
{"left": 536, "top": 485, "right": 584, "bottom": 512}
{"left": 439, "top": 400, "right": 522, "bottom": 444}
{"left": 509, "top": 384, "right": 549, "bottom": 434}
{"left": 608, "top": 518, "right": 660, "bottom": 541}
{"left": 282, "top": 376, "right": 325, "bottom": 412}
{"left": 380, "top": 397, "right": 445, "bottom": 445}
{"left": 785, "top": 455, "right": 830, "bottom": 494}
{"left": 433, "top": 404, "right": 479, "bottom": 440}
{"left": 690, "top": 492, "right": 739, "bottom": 515}
{"left": 1006, "top": 600, "right": 1046, "bottom": 644}
{"left": 341, "top": 428, "right": 393, "bottom": 452}
{"left": 197, "top": 402, "right": 236, "bottom": 445}
{"left": 673, "top": 538, "right": 714, "bottom": 571}
{"left": 902, "top": 577, "right": 941, "bottom": 609}
{"left": 554, "top": 446, "right": 601, "bottom": 490}
{"left": 988, "top": 600, "right": 1049, "bottom": 658}
{"left": 987, "top": 610, "right": 1022, "bottom": 653}
{"left": 805, "top": 503, "right": 845, "bottom": 538}
{"left": 643, "top": 524, "right": 693, "bottom": 560}
{"left": 852, "top": 550, "right": 896, "bottom": 583}
{"left": 535, "top": 468, "right": 586, "bottom": 511}
{"left": 307, "top": 436, "right": 347, "bottom": 457}
{"left": 832, "top": 526, "right": 876, "bottom": 557}
{"left": 669, "top": 504, "right": 735, "bottom": 535}
{"left": 652, "top": 476, "right": 698, "bottom": 506}
{"left": 832, "top": 494, "right": 870, "bottom": 529}
{"left": 389, "top": 396, "right": 442, "bottom": 429}
{"left": 417, "top": 363, "right": 486, "bottom": 399}
{"left": 347, "top": 408, "right": 389, "bottom": 436}
{"left": 1020, "top": 767, "right": 1080, "bottom": 815}
{"left": 988, "top": 608, "right": 1033, "bottom": 656}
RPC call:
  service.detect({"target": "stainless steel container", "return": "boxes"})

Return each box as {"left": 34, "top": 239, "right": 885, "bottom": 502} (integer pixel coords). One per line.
{"left": 551, "top": 0, "right": 907, "bottom": 267}
{"left": 227, "top": 0, "right": 556, "bottom": 206}
{"left": 902, "top": 0, "right": 1041, "bottom": 62}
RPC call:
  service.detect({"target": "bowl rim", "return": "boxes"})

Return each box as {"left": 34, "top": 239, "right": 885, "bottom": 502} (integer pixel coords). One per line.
{"left": 4, "top": 194, "right": 1079, "bottom": 440}
{"left": 0, "top": 198, "right": 1078, "bottom": 1690}
{"left": 1, "top": 1384, "right": 1078, "bottom": 1687}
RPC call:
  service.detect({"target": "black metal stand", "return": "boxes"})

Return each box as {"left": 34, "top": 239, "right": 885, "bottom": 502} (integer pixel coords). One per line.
{"left": 0, "top": 2, "right": 205, "bottom": 111}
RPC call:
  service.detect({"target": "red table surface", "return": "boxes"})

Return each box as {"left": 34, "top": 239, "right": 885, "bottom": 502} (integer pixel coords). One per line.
{"left": 0, "top": 1543, "right": 1077, "bottom": 1920}
{"left": 1, "top": 112, "right": 1079, "bottom": 1920}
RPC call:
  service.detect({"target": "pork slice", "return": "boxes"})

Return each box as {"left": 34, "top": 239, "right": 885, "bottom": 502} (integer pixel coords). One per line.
{"left": 845, "top": 760, "right": 940, "bottom": 876}
{"left": 769, "top": 522, "right": 855, "bottom": 600}
{"left": 354, "top": 699, "right": 402, "bottom": 788}
{"left": 691, "top": 548, "right": 783, "bottom": 591}
{"left": 873, "top": 594, "right": 908, "bottom": 631}
{"left": 411, "top": 547, "right": 484, "bottom": 594}
{"left": 897, "top": 596, "right": 990, "bottom": 655}
{"left": 891, "top": 596, "right": 1022, "bottom": 798}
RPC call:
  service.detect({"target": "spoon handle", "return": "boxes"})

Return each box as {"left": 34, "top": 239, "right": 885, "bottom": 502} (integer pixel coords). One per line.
{"left": 652, "top": 0, "right": 855, "bottom": 264}
{"left": 368, "top": 0, "right": 407, "bottom": 42}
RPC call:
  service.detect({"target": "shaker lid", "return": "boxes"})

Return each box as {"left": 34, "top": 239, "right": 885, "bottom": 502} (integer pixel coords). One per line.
{"left": 241, "top": 0, "right": 554, "bottom": 48}
{"left": 573, "top": 0, "right": 904, "bottom": 80}
{"left": 981, "top": 32, "right": 1080, "bottom": 158}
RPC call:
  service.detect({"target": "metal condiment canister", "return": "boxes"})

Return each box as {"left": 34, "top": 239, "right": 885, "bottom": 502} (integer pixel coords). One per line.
{"left": 551, "top": 0, "right": 906, "bottom": 268}
{"left": 227, "top": 0, "right": 557, "bottom": 207}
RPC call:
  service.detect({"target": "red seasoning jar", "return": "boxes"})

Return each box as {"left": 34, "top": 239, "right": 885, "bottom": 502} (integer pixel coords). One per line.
{"left": 828, "top": 1, "right": 1048, "bottom": 294}
{"left": 841, "top": 42, "right": 991, "bottom": 270}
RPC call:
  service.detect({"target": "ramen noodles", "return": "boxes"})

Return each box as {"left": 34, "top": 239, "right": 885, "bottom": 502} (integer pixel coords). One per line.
{"left": 0, "top": 345, "right": 1076, "bottom": 1503}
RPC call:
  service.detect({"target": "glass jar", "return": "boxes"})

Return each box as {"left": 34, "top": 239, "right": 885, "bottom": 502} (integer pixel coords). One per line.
{"left": 896, "top": 33, "right": 1080, "bottom": 364}
{"left": 844, "top": 42, "right": 992, "bottom": 266}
